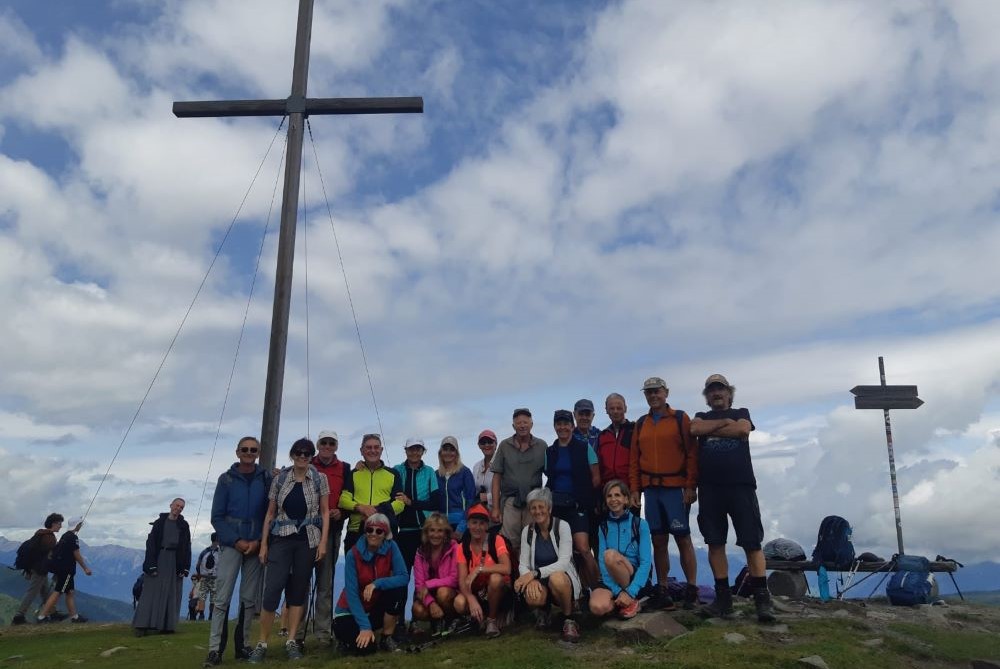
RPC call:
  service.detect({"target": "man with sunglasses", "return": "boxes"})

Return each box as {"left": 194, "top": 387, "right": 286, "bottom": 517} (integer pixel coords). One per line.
{"left": 472, "top": 430, "right": 497, "bottom": 509}
{"left": 204, "top": 436, "right": 273, "bottom": 667}
{"left": 293, "top": 430, "right": 352, "bottom": 649}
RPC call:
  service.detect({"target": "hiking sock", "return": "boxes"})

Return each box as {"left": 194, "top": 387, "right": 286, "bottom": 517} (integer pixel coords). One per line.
{"left": 748, "top": 576, "right": 767, "bottom": 591}
{"left": 714, "top": 578, "right": 729, "bottom": 590}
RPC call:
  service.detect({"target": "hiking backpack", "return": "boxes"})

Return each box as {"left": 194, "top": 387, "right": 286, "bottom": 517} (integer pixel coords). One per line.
{"left": 46, "top": 534, "right": 76, "bottom": 574}
{"left": 598, "top": 514, "right": 642, "bottom": 552}
{"left": 811, "top": 515, "right": 855, "bottom": 568}
{"left": 461, "top": 532, "right": 502, "bottom": 565}
{"left": 886, "top": 554, "right": 935, "bottom": 606}
{"left": 14, "top": 535, "right": 43, "bottom": 572}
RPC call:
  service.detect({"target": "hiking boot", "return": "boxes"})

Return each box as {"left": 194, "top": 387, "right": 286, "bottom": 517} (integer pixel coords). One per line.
{"left": 285, "top": 639, "right": 303, "bottom": 661}
{"left": 618, "top": 598, "right": 640, "bottom": 620}
{"left": 682, "top": 583, "right": 700, "bottom": 610}
{"left": 247, "top": 643, "right": 267, "bottom": 664}
{"left": 202, "top": 650, "right": 222, "bottom": 667}
{"left": 653, "top": 584, "right": 676, "bottom": 611}
{"left": 534, "top": 608, "right": 551, "bottom": 630}
{"left": 484, "top": 618, "right": 501, "bottom": 638}
{"left": 50, "top": 611, "right": 68, "bottom": 621}
{"left": 561, "top": 618, "right": 580, "bottom": 643}
{"left": 698, "top": 587, "right": 734, "bottom": 619}
{"left": 11, "top": 613, "right": 26, "bottom": 625}
{"left": 70, "top": 614, "right": 88, "bottom": 623}
{"left": 378, "top": 636, "right": 401, "bottom": 652}
{"left": 234, "top": 645, "right": 253, "bottom": 660}
{"left": 754, "top": 590, "right": 776, "bottom": 623}
{"left": 36, "top": 616, "right": 53, "bottom": 624}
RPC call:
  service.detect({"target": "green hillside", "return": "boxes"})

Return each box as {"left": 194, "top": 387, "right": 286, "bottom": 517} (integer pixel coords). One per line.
{"left": 1, "top": 599, "right": 999, "bottom": 669}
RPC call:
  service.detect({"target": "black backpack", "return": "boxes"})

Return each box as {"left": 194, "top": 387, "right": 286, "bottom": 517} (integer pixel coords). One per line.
{"left": 46, "top": 534, "right": 76, "bottom": 574}
{"left": 811, "top": 515, "right": 855, "bottom": 568}
{"left": 14, "top": 535, "right": 43, "bottom": 572}
{"left": 461, "top": 533, "right": 502, "bottom": 564}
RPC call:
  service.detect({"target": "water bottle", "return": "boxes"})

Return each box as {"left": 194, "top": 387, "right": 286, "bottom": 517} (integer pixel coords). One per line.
{"left": 818, "top": 565, "right": 831, "bottom": 601}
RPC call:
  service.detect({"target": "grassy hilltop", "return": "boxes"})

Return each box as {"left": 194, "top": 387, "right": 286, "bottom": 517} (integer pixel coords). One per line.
{"left": 3, "top": 597, "right": 1000, "bottom": 669}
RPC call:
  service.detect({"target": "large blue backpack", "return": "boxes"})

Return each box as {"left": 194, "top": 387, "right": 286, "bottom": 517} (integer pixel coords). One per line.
{"left": 886, "top": 554, "right": 934, "bottom": 606}
{"left": 810, "top": 515, "right": 855, "bottom": 568}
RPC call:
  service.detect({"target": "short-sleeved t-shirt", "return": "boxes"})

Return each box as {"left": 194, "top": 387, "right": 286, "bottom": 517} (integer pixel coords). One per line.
{"left": 693, "top": 407, "right": 756, "bottom": 487}
{"left": 53, "top": 531, "right": 80, "bottom": 575}
{"left": 490, "top": 436, "right": 547, "bottom": 505}
{"left": 456, "top": 534, "right": 510, "bottom": 571}
{"left": 550, "top": 442, "right": 599, "bottom": 493}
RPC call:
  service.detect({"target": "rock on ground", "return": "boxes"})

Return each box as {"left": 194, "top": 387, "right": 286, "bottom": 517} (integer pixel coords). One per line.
{"left": 798, "top": 655, "right": 830, "bottom": 669}
{"left": 604, "top": 612, "right": 688, "bottom": 642}
{"left": 99, "top": 647, "right": 128, "bottom": 658}
{"left": 723, "top": 632, "right": 747, "bottom": 644}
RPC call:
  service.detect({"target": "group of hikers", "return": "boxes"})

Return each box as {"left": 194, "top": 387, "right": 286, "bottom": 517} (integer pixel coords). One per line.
{"left": 12, "top": 372, "right": 777, "bottom": 666}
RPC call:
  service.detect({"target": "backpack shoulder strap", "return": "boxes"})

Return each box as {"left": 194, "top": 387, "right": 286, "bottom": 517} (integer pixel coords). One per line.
{"left": 631, "top": 514, "right": 642, "bottom": 547}
{"left": 674, "top": 410, "right": 687, "bottom": 455}
{"left": 488, "top": 534, "right": 500, "bottom": 564}
{"left": 526, "top": 525, "right": 535, "bottom": 549}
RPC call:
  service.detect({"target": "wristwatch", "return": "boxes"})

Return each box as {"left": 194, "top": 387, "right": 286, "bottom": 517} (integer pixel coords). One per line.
{"left": 533, "top": 568, "right": 541, "bottom": 579}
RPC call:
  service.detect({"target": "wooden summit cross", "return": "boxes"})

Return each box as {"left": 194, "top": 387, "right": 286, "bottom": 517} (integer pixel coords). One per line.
{"left": 173, "top": 0, "right": 423, "bottom": 469}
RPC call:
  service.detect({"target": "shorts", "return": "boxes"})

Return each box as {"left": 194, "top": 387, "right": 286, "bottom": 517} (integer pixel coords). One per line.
{"left": 52, "top": 573, "right": 75, "bottom": 593}
{"left": 697, "top": 483, "right": 764, "bottom": 550}
{"left": 642, "top": 487, "right": 689, "bottom": 536}
{"left": 552, "top": 504, "right": 591, "bottom": 535}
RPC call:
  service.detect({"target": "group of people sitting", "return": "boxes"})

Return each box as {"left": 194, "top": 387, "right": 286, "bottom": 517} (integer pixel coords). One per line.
{"left": 197, "top": 372, "right": 775, "bottom": 665}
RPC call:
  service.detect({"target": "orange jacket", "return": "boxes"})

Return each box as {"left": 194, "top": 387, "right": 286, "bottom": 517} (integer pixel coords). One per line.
{"left": 629, "top": 406, "right": 697, "bottom": 491}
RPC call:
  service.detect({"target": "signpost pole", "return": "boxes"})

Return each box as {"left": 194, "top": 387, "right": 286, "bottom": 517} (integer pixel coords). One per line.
{"left": 879, "top": 356, "right": 906, "bottom": 556}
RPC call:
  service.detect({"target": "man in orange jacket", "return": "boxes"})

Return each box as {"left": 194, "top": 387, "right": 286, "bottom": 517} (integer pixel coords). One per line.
{"left": 629, "top": 376, "right": 699, "bottom": 610}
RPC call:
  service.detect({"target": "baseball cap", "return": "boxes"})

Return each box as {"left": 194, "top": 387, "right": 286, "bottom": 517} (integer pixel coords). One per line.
{"left": 404, "top": 437, "right": 426, "bottom": 451}
{"left": 703, "top": 374, "right": 732, "bottom": 390}
{"left": 466, "top": 503, "right": 490, "bottom": 522}
{"left": 477, "top": 429, "right": 497, "bottom": 443}
{"left": 512, "top": 407, "right": 532, "bottom": 419}
{"left": 642, "top": 376, "right": 668, "bottom": 391}
{"left": 573, "top": 399, "right": 595, "bottom": 413}
{"left": 440, "top": 435, "right": 459, "bottom": 450}
{"left": 553, "top": 409, "right": 574, "bottom": 423}
{"left": 317, "top": 430, "right": 339, "bottom": 443}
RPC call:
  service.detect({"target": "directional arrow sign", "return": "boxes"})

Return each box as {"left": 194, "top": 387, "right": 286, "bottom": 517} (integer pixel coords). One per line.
{"left": 851, "top": 385, "right": 923, "bottom": 410}
{"left": 854, "top": 396, "right": 924, "bottom": 410}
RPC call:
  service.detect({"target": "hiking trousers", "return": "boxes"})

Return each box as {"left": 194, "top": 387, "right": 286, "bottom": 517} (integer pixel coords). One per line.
{"left": 17, "top": 571, "right": 51, "bottom": 616}
{"left": 208, "top": 545, "right": 263, "bottom": 653}
{"left": 295, "top": 519, "right": 344, "bottom": 644}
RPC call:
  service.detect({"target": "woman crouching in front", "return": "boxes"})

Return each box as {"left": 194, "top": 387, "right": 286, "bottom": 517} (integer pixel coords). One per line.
{"left": 411, "top": 512, "right": 459, "bottom": 634}
{"left": 514, "top": 487, "right": 583, "bottom": 642}
{"left": 589, "top": 479, "right": 653, "bottom": 620}
{"left": 333, "top": 514, "right": 409, "bottom": 653}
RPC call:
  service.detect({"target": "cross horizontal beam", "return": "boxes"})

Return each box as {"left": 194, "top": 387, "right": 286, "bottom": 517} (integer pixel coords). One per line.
{"left": 173, "top": 96, "right": 423, "bottom": 118}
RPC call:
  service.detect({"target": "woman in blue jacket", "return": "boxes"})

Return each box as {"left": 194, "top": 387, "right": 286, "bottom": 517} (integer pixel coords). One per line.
{"left": 436, "top": 436, "right": 476, "bottom": 538}
{"left": 393, "top": 438, "right": 442, "bottom": 573}
{"left": 589, "top": 479, "right": 652, "bottom": 620}
{"left": 333, "top": 514, "right": 409, "bottom": 654}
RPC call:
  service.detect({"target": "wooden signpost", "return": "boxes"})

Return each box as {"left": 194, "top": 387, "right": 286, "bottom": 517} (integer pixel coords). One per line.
{"left": 851, "top": 356, "right": 923, "bottom": 555}
{"left": 172, "top": 0, "right": 423, "bottom": 469}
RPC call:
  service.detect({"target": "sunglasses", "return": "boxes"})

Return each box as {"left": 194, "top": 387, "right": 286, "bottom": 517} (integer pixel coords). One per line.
{"left": 239, "top": 446, "right": 260, "bottom": 454}
{"left": 478, "top": 439, "right": 496, "bottom": 446}
{"left": 292, "top": 450, "right": 312, "bottom": 458}
{"left": 318, "top": 439, "right": 337, "bottom": 446}
{"left": 365, "top": 527, "right": 386, "bottom": 536}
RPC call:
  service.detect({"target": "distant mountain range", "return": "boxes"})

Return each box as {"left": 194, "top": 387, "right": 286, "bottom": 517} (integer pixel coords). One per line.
{"left": 1, "top": 535, "right": 996, "bottom": 610}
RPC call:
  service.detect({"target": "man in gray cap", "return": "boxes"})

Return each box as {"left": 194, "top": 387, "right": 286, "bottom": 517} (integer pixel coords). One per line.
{"left": 629, "top": 376, "right": 699, "bottom": 610}
{"left": 690, "top": 374, "right": 774, "bottom": 622}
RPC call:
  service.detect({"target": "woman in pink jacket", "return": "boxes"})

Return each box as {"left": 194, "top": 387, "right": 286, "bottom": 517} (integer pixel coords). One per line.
{"left": 411, "top": 513, "right": 459, "bottom": 634}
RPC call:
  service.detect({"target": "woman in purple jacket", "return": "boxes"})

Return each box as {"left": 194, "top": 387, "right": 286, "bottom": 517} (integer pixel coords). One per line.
{"left": 436, "top": 436, "right": 477, "bottom": 538}
{"left": 411, "top": 513, "right": 459, "bottom": 633}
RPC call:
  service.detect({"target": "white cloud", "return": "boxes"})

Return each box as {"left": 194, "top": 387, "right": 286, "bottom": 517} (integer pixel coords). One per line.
{"left": 2, "top": 0, "right": 1000, "bottom": 563}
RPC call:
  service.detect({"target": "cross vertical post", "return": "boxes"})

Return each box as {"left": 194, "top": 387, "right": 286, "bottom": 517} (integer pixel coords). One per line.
{"left": 173, "top": 0, "right": 423, "bottom": 469}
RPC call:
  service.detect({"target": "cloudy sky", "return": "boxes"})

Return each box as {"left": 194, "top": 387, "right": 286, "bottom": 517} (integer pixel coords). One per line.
{"left": 1, "top": 0, "right": 999, "bottom": 565}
